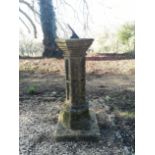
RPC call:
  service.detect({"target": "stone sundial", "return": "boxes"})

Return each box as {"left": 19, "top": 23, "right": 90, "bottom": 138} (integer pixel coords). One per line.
{"left": 54, "top": 30, "right": 100, "bottom": 141}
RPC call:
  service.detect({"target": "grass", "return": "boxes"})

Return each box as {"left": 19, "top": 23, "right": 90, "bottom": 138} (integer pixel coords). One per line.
{"left": 26, "top": 85, "right": 38, "bottom": 95}
{"left": 19, "top": 53, "right": 135, "bottom": 154}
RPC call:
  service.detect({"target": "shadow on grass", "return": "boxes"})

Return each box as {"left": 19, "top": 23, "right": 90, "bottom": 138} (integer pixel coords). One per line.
{"left": 86, "top": 52, "right": 135, "bottom": 61}
{"left": 104, "top": 90, "right": 135, "bottom": 113}
{"left": 19, "top": 52, "right": 135, "bottom": 61}
{"left": 19, "top": 70, "right": 65, "bottom": 96}
{"left": 19, "top": 56, "right": 63, "bottom": 60}
{"left": 101, "top": 89, "right": 135, "bottom": 151}
{"left": 19, "top": 69, "right": 135, "bottom": 152}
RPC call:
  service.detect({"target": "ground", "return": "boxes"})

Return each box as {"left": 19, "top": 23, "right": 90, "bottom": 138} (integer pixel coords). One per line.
{"left": 19, "top": 53, "right": 135, "bottom": 155}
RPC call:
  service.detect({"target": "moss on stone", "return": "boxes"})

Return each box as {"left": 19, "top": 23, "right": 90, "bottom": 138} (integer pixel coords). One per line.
{"left": 58, "top": 110, "right": 70, "bottom": 128}
{"left": 58, "top": 105, "right": 91, "bottom": 130}
{"left": 54, "top": 111, "right": 100, "bottom": 141}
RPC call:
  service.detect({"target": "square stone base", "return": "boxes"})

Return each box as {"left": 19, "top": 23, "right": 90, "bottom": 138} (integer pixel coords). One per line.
{"left": 54, "top": 111, "right": 100, "bottom": 141}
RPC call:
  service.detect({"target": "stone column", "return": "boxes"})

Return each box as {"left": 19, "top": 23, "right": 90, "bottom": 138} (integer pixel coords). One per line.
{"left": 54, "top": 39, "right": 100, "bottom": 141}
{"left": 63, "top": 50, "right": 90, "bottom": 130}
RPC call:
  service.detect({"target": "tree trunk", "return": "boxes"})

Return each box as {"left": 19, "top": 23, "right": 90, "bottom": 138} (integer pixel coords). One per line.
{"left": 39, "top": 0, "right": 62, "bottom": 57}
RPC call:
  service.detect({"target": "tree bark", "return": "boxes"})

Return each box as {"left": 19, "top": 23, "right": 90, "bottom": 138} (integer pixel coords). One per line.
{"left": 39, "top": 0, "right": 62, "bottom": 57}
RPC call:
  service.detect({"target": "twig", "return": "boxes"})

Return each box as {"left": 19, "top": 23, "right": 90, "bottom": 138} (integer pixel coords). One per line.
{"left": 19, "top": 17, "right": 31, "bottom": 33}
{"left": 19, "top": 7, "right": 37, "bottom": 38}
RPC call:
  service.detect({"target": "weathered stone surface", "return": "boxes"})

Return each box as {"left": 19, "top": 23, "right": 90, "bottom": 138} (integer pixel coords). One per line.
{"left": 55, "top": 38, "right": 101, "bottom": 141}
{"left": 55, "top": 39, "right": 94, "bottom": 57}
{"left": 58, "top": 103, "right": 90, "bottom": 130}
{"left": 54, "top": 111, "right": 100, "bottom": 141}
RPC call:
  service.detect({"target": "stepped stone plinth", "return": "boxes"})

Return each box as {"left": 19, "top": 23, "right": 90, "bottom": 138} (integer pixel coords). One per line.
{"left": 54, "top": 38, "right": 100, "bottom": 141}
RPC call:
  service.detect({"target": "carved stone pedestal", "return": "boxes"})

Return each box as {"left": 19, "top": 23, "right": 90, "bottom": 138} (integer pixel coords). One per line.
{"left": 54, "top": 39, "right": 100, "bottom": 141}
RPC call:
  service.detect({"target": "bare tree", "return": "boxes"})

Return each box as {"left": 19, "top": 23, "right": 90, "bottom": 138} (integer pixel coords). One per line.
{"left": 19, "top": 0, "right": 40, "bottom": 16}
{"left": 19, "top": 17, "right": 31, "bottom": 33}
{"left": 19, "top": 0, "right": 39, "bottom": 38}
{"left": 38, "top": 0, "right": 90, "bottom": 57}
{"left": 19, "top": 0, "right": 90, "bottom": 57}
{"left": 39, "top": 0, "right": 63, "bottom": 57}
{"left": 19, "top": 8, "right": 37, "bottom": 38}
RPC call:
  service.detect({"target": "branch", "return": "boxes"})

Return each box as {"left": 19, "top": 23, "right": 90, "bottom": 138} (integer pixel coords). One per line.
{"left": 19, "top": 17, "right": 31, "bottom": 33}
{"left": 61, "top": 0, "right": 76, "bottom": 13}
{"left": 82, "top": 0, "right": 89, "bottom": 30}
{"left": 83, "top": 0, "right": 89, "bottom": 10}
{"left": 19, "top": 0, "right": 40, "bottom": 16}
{"left": 56, "top": 20, "right": 68, "bottom": 35}
{"left": 60, "top": 0, "right": 81, "bottom": 23}
{"left": 19, "top": 8, "right": 37, "bottom": 38}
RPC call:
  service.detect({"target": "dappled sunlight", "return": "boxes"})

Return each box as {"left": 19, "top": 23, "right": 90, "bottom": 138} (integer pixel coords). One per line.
{"left": 19, "top": 56, "right": 135, "bottom": 154}
{"left": 19, "top": 58, "right": 64, "bottom": 75}
{"left": 19, "top": 57, "right": 134, "bottom": 96}
{"left": 19, "top": 0, "right": 135, "bottom": 154}
{"left": 117, "top": 111, "right": 135, "bottom": 119}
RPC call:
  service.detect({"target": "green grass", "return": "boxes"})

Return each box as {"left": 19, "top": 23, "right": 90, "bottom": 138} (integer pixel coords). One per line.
{"left": 26, "top": 85, "right": 38, "bottom": 95}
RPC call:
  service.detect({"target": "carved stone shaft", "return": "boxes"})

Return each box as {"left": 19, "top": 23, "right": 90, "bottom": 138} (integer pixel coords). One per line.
{"left": 65, "top": 56, "right": 86, "bottom": 107}
{"left": 54, "top": 39, "right": 100, "bottom": 141}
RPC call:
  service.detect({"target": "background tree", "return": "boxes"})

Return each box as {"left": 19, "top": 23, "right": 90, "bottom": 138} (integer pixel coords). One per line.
{"left": 39, "top": 0, "right": 89, "bottom": 57}
{"left": 19, "top": 0, "right": 39, "bottom": 38}
{"left": 117, "top": 22, "right": 135, "bottom": 51}
{"left": 39, "top": 0, "right": 62, "bottom": 57}
{"left": 19, "top": 0, "right": 89, "bottom": 57}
